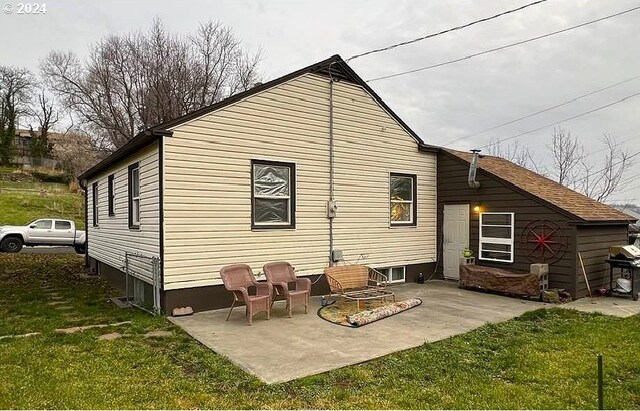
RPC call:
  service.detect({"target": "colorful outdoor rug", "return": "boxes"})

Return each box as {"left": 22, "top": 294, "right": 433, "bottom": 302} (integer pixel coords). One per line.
{"left": 317, "top": 298, "right": 422, "bottom": 328}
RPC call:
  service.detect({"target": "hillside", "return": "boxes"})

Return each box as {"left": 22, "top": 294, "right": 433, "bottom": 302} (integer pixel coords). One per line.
{"left": 0, "top": 167, "right": 85, "bottom": 229}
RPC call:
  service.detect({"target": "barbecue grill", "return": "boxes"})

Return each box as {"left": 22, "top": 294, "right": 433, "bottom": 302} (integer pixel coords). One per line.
{"left": 605, "top": 245, "right": 640, "bottom": 301}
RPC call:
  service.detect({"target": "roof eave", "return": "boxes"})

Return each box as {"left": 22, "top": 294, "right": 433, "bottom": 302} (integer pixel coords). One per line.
{"left": 78, "top": 129, "right": 172, "bottom": 181}
{"left": 77, "top": 54, "right": 430, "bottom": 181}
{"left": 570, "top": 219, "right": 637, "bottom": 226}
{"left": 419, "top": 143, "right": 441, "bottom": 153}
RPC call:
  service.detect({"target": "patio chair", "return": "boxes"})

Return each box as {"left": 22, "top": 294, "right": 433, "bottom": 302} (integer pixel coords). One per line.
{"left": 263, "top": 262, "right": 311, "bottom": 317}
{"left": 220, "top": 264, "right": 272, "bottom": 325}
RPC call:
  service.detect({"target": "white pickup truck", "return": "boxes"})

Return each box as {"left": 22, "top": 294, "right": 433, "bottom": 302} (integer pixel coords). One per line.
{"left": 0, "top": 218, "right": 86, "bottom": 254}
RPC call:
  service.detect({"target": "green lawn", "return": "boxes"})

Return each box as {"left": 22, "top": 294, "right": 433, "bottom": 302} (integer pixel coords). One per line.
{"left": 0, "top": 186, "right": 84, "bottom": 228}
{"left": 1, "top": 254, "right": 639, "bottom": 409}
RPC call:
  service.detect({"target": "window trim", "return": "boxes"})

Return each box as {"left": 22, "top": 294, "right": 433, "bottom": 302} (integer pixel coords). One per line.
{"left": 479, "top": 212, "right": 515, "bottom": 263}
{"left": 128, "top": 162, "right": 140, "bottom": 229}
{"left": 389, "top": 172, "right": 417, "bottom": 227}
{"left": 92, "top": 181, "right": 99, "bottom": 227}
{"left": 107, "top": 174, "right": 115, "bottom": 217}
{"left": 251, "top": 159, "right": 296, "bottom": 230}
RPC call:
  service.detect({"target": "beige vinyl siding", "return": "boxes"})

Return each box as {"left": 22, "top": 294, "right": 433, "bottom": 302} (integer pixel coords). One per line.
{"left": 163, "top": 73, "right": 436, "bottom": 290}
{"left": 87, "top": 143, "right": 160, "bottom": 273}
{"left": 332, "top": 81, "right": 436, "bottom": 268}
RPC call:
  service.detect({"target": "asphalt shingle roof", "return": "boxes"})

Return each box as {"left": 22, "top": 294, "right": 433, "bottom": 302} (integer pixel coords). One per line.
{"left": 445, "top": 149, "right": 636, "bottom": 223}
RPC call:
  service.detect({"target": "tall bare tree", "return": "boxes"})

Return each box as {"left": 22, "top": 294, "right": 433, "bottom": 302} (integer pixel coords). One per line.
{"left": 548, "top": 126, "right": 583, "bottom": 187}
{"left": 577, "top": 134, "right": 634, "bottom": 202}
{"left": 491, "top": 127, "right": 633, "bottom": 202}
{"left": 28, "top": 90, "right": 59, "bottom": 166}
{"left": 41, "top": 18, "right": 262, "bottom": 151}
{"left": 0, "top": 66, "right": 34, "bottom": 164}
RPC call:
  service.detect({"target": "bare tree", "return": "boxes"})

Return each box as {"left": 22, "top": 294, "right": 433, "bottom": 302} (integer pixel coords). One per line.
{"left": 0, "top": 66, "right": 34, "bottom": 164}
{"left": 486, "top": 137, "right": 546, "bottom": 175}
{"left": 28, "top": 90, "right": 60, "bottom": 165}
{"left": 486, "top": 128, "right": 634, "bottom": 202}
{"left": 51, "top": 129, "right": 105, "bottom": 179}
{"left": 548, "top": 126, "right": 583, "bottom": 187}
{"left": 41, "top": 18, "right": 262, "bottom": 151}
{"left": 577, "top": 134, "right": 634, "bottom": 202}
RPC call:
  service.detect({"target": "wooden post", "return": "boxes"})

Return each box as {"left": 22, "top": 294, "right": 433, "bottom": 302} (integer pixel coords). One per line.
{"left": 598, "top": 353, "right": 603, "bottom": 410}
{"left": 578, "top": 252, "right": 592, "bottom": 298}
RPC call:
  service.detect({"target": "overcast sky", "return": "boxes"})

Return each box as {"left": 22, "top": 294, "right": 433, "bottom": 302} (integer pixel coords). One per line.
{"left": 2, "top": 0, "right": 639, "bottom": 203}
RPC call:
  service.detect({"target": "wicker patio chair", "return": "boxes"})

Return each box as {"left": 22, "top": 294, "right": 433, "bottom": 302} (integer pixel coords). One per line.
{"left": 220, "top": 264, "right": 272, "bottom": 325}
{"left": 263, "top": 261, "right": 311, "bottom": 317}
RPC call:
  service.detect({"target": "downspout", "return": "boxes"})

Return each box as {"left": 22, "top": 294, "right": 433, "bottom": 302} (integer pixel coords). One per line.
{"left": 468, "top": 149, "right": 481, "bottom": 189}
{"left": 79, "top": 177, "right": 88, "bottom": 267}
{"left": 328, "top": 71, "right": 336, "bottom": 266}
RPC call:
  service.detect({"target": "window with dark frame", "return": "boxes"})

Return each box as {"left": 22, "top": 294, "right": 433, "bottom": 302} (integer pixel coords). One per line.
{"left": 251, "top": 159, "right": 296, "bottom": 229}
{"left": 128, "top": 163, "right": 140, "bottom": 229}
{"left": 389, "top": 173, "right": 417, "bottom": 226}
{"left": 92, "top": 181, "right": 99, "bottom": 227}
{"left": 108, "top": 174, "right": 115, "bottom": 216}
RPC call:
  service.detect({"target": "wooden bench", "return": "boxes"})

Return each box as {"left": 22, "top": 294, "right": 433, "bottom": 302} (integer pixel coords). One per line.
{"left": 324, "top": 265, "right": 394, "bottom": 310}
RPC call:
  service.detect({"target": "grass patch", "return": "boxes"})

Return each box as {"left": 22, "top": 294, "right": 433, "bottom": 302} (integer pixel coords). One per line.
{"left": 1, "top": 254, "right": 639, "bottom": 409}
{"left": 0, "top": 189, "right": 84, "bottom": 228}
{"left": 0, "top": 166, "right": 83, "bottom": 227}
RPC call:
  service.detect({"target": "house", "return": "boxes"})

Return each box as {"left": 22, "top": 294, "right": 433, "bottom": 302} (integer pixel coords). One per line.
{"left": 11, "top": 128, "right": 92, "bottom": 168}
{"left": 11, "top": 128, "right": 66, "bottom": 168}
{"left": 437, "top": 149, "right": 636, "bottom": 298}
{"left": 79, "top": 54, "right": 636, "bottom": 314}
{"left": 78, "top": 55, "right": 439, "bottom": 313}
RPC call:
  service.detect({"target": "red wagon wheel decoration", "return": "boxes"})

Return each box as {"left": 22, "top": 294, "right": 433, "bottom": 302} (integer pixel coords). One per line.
{"left": 520, "top": 220, "right": 568, "bottom": 264}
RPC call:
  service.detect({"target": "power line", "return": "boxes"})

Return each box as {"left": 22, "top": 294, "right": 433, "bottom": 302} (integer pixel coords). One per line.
{"left": 477, "top": 92, "right": 640, "bottom": 149}
{"left": 608, "top": 197, "right": 639, "bottom": 203}
{"left": 346, "top": 0, "right": 551, "bottom": 62}
{"left": 618, "top": 172, "right": 640, "bottom": 187}
{"left": 367, "top": 5, "right": 640, "bottom": 82}
{"left": 448, "top": 74, "right": 640, "bottom": 145}
{"left": 581, "top": 134, "right": 640, "bottom": 160}
{"left": 572, "top": 149, "right": 640, "bottom": 185}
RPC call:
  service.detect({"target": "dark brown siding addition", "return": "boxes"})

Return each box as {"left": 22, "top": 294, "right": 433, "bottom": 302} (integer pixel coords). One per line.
{"left": 575, "top": 225, "right": 629, "bottom": 298}
{"left": 437, "top": 152, "right": 577, "bottom": 293}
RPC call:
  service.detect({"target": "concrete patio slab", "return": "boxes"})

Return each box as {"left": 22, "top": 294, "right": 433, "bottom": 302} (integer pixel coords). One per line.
{"left": 169, "top": 280, "right": 550, "bottom": 383}
{"left": 564, "top": 295, "right": 640, "bottom": 317}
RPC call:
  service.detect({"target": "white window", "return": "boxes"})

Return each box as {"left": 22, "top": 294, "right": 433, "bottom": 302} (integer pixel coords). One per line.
{"left": 479, "top": 212, "right": 515, "bottom": 263}
{"left": 390, "top": 173, "right": 416, "bottom": 225}
{"left": 252, "top": 160, "right": 295, "bottom": 228}
{"left": 377, "top": 266, "right": 406, "bottom": 283}
{"left": 128, "top": 163, "right": 140, "bottom": 228}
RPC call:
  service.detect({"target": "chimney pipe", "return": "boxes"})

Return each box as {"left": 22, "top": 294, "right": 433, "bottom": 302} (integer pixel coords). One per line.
{"left": 468, "top": 149, "right": 481, "bottom": 189}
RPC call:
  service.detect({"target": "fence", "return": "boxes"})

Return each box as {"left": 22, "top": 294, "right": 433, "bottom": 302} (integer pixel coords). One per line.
{"left": 124, "top": 252, "right": 161, "bottom": 315}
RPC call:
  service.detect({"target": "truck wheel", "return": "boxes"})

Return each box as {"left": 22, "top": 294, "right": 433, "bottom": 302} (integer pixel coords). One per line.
{"left": 74, "top": 244, "right": 85, "bottom": 254}
{"left": 1, "top": 236, "right": 23, "bottom": 253}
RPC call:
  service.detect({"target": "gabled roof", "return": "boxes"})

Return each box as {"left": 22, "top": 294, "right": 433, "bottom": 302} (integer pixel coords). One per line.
{"left": 443, "top": 148, "right": 636, "bottom": 223}
{"left": 79, "top": 54, "right": 424, "bottom": 180}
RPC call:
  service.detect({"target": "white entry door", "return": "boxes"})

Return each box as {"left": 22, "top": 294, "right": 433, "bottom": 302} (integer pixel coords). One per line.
{"left": 443, "top": 204, "right": 470, "bottom": 280}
